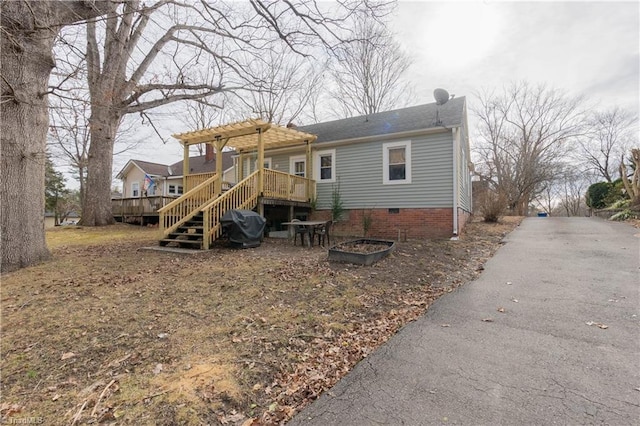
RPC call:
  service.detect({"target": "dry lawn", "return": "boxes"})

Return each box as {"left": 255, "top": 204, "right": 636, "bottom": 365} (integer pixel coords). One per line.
{"left": 1, "top": 217, "right": 522, "bottom": 425}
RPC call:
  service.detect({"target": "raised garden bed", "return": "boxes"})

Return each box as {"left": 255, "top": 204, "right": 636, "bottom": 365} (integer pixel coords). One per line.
{"left": 328, "top": 239, "right": 396, "bottom": 266}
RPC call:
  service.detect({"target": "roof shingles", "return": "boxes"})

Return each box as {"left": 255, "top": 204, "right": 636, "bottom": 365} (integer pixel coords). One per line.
{"left": 126, "top": 151, "right": 235, "bottom": 177}
{"left": 299, "top": 97, "right": 465, "bottom": 143}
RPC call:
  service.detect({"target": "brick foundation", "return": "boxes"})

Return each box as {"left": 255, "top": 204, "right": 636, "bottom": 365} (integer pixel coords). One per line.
{"left": 457, "top": 208, "right": 472, "bottom": 236}
{"left": 310, "top": 208, "right": 470, "bottom": 240}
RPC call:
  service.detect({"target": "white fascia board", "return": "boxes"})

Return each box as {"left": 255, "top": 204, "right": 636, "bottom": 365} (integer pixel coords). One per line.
{"left": 311, "top": 126, "right": 456, "bottom": 150}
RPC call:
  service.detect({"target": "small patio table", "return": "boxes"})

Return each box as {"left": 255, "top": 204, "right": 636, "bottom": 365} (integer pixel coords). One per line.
{"left": 281, "top": 221, "right": 328, "bottom": 247}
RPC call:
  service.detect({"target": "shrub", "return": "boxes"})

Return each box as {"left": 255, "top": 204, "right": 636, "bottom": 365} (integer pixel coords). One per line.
{"left": 362, "top": 209, "right": 373, "bottom": 236}
{"left": 608, "top": 199, "right": 631, "bottom": 210}
{"left": 586, "top": 180, "right": 628, "bottom": 210}
{"left": 603, "top": 179, "right": 627, "bottom": 206}
{"left": 610, "top": 209, "right": 638, "bottom": 221}
{"left": 586, "top": 182, "right": 613, "bottom": 209}
{"left": 478, "top": 189, "right": 507, "bottom": 223}
{"left": 331, "top": 183, "right": 345, "bottom": 221}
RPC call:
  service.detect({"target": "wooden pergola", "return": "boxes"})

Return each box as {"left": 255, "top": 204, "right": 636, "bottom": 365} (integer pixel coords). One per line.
{"left": 173, "top": 119, "right": 318, "bottom": 197}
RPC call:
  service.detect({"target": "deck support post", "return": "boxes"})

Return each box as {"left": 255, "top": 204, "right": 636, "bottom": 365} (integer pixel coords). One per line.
{"left": 305, "top": 139, "right": 312, "bottom": 201}
{"left": 238, "top": 151, "right": 244, "bottom": 181}
{"left": 182, "top": 143, "right": 190, "bottom": 191}
{"left": 214, "top": 136, "right": 225, "bottom": 196}
{"left": 257, "top": 128, "right": 264, "bottom": 195}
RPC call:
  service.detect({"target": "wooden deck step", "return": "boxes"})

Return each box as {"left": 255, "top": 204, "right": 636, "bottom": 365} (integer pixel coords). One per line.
{"left": 159, "top": 210, "right": 205, "bottom": 250}
{"left": 159, "top": 238, "right": 203, "bottom": 249}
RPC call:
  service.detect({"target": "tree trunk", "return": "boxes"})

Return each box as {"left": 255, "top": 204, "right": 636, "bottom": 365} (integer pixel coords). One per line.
{"left": 80, "top": 109, "right": 119, "bottom": 226}
{"left": 1, "top": 8, "right": 56, "bottom": 272}
{"left": 1, "top": 1, "right": 109, "bottom": 272}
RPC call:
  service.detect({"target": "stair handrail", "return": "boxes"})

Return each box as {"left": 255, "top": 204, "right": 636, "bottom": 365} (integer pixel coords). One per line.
{"left": 159, "top": 173, "right": 220, "bottom": 237}
{"left": 201, "top": 171, "right": 260, "bottom": 249}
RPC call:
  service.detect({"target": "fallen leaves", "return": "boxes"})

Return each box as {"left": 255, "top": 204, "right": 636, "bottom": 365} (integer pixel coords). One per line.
{"left": 497, "top": 307, "right": 505, "bottom": 313}
{"left": 1, "top": 218, "right": 524, "bottom": 425}
{"left": 61, "top": 352, "right": 76, "bottom": 360}
{"left": 482, "top": 318, "right": 494, "bottom": 322}
{"left": 586, "top": 321, "right": 609, "bottom": 329}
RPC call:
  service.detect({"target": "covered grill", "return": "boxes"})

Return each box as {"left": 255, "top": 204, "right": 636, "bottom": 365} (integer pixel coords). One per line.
{"left": 220, "top": 209, "right": 266, "bottom": 248}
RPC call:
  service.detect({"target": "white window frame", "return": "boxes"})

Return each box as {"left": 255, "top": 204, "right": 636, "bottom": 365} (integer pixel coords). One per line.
{"left": 383, "top": 140, "right": 412, "bottom": 184}
{"left": 289, "top": 155, "right": 306, "bottom": 177}
{"left": 131, "top": 182, "right": 140, "bottom": 197}
{"left": 314, "top": 149, "right": 336, "bottom": 183}
{"left": 254, "top": 157, "right": 272, "bottom": 170}
{"left": 168, "top": 184, "right": 177, "bottom": 195}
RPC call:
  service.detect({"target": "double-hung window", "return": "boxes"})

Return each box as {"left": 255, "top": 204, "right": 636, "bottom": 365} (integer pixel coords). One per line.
{"left": 131, "top": 182, "right": 140, "bottom": 197}
{"left": 315, "top": 149, "right": 336, "bottom": 183}
{"left": 383, "top": 141, "right": 411, "bottom": 184}
{"left": 290, "top": 155, "right": 306, "bottom": 177}
{"left": 168, "top": 184, "right": 183, "bottom": 195}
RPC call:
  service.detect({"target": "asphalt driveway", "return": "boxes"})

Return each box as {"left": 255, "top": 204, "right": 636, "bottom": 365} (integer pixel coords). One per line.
{"left": 290, "top": 217, "right": 640, "bottom": 425}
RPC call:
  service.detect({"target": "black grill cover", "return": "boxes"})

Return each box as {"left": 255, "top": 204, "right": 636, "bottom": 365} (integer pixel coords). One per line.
{"left": 220, "top": 209, "right": 266, "bottom": 248}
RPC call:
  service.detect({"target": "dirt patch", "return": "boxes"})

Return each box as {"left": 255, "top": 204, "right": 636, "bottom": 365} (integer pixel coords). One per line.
{"left": 331, "top": 241, "right": 392, "bottom": 254}
{"left": 1, "top": 217, "right": 521, "bottom": 425}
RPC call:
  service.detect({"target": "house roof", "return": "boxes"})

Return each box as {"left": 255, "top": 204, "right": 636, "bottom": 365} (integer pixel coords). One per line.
{"left": 118, "top": 152, "right": 235, "bottom": 179}
{"left": 298, "top": 96, "right": 466, "bottom": 143}
{"left": 168, "top": 151, "right": 235, "bottom": 176}
{"left": 120, "top": 98, "right": 466, "bottom": 178}
{"left": 128, "top": 160, "right": 171, "bottom": 177}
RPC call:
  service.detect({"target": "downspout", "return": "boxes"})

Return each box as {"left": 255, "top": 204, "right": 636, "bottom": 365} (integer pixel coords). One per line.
{"left": 452, "top": 127, "right": 459, "bottom": 239}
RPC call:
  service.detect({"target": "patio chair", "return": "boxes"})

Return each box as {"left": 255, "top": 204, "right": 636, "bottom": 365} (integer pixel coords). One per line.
{"left": 291, "top": 219, "right": 312, "bottom": 246}
{"left": 314, "top": 220, "right": 332, "bottom": 247}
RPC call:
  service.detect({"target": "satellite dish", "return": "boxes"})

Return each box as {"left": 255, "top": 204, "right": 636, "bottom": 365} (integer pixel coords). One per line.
{"left": 434, "top": 88, "right": 450, "bottom": 105}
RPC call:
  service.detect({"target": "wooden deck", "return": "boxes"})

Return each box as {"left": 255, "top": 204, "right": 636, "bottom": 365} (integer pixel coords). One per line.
{"left": 157, "top": 169, "right": 315, "bottom": 249}
{"left": 112, "top": 196, "right": 177, "bottom": 222}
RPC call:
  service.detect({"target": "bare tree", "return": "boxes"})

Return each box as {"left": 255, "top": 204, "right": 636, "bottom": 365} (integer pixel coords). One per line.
{"left": 236, "top": 48, "right": 324, "bottom": 125}
{"left": 1, "top": 1, "right": 110, "bottom": 272}
{"left": 182, "top": 101, "right": 224, "bottom": 156}
{"left": 1, "top": 0, "right": 389, "bottom": 271}
{"left": 473, "top": 82, "right": 586, "bottom": 216}
{"left": 52, "top": 0, "right": 390, "bottom": 226}
{"left": 532, "top": 180, "right": 557, "bottom": 215}
{"left": 620, "top": 148, "right": 640, "bottom": 206}
{"left": 48, "top": 93, "right": 141, "bottom": 207}
{"left": 576, "top": 107, "right": 637, "bottom": 182}
{"left": 559, "top": 171, "right": 588, "bottom": 217}
{"left": 328, "top": 17, "right": 413, "bottom": 117}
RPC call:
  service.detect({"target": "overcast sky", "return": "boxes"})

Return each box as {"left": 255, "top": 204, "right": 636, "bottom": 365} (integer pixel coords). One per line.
{"left": 390, "top": 0, "right": 639, "bottom": 111}
{"left": 106, "top": 0, "right": 639, "bottom": 185}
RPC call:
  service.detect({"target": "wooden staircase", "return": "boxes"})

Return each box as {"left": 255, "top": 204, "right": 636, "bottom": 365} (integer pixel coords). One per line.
{"left": 159, "top": 211, "right": 205, "bottom": 249}
{"left": 158, "top": 169, "right": 314, "bottom": 250}
{"left": 158, "top": 171, "right": 261, "bottom": 250}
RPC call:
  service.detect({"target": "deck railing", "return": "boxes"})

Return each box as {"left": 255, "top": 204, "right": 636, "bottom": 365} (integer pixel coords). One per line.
{"left": 112, "top": 196, "right": 177, "bottom": 216}
{"left": 201, "top": 171, "right": 260, "bottom": 249}
{"left": 156, "top": 169, "right": 315, "bottom": 249}
{"left": 185, "top": 172, "right": 216, "bottom": 192}
{"left": 262, "top": 169, "right": 314, "bottom": 202}
{"left": 159, "top": 173, "right": 219, "bottom": 237}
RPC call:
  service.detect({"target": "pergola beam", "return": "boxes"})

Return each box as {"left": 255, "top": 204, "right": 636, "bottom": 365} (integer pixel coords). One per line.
{"left": 173, "top": 119, "right": 317, "bottom": 152}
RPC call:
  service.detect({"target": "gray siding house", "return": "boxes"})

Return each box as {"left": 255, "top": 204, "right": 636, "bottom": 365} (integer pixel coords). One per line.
{"left": 244, "top": 96, "right": 473, "bottom": 238}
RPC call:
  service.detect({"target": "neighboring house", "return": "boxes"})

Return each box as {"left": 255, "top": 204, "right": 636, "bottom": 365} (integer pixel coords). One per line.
{"left": 116, "top": 146, "right": 236, "bottom": 198}
{"left": 113, "top": 146, "right": 235, "bottom": 225}
{"left": 239, "top": 96, "right": 473, "bottom": 239}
